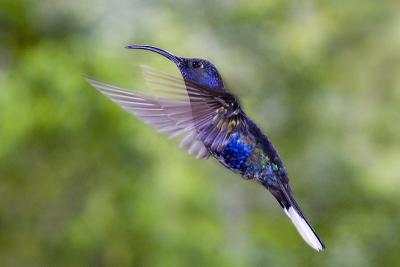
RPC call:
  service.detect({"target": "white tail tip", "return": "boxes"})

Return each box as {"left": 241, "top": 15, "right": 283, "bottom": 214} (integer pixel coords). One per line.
{"left": 284, "top": 206, "right": 324, "bottom": 251}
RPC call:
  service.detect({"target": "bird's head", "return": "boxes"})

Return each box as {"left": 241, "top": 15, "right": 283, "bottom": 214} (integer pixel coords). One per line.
{"left": 126, "top": 44, "right": 225, "bottom": 90}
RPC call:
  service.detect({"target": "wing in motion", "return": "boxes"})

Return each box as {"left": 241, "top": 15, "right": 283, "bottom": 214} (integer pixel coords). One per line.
{"left": 87, "top": 67, "right": 245, "bottom": 159}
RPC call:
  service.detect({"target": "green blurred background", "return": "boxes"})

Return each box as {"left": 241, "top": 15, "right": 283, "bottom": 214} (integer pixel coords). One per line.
{"left": 1, "top": 0, "right": 400, "bottom": 266}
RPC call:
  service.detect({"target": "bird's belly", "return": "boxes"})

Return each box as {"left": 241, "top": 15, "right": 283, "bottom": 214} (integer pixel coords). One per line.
{"left": 215, "top": 132, "right": 279, "bottom": 184}
{"left": 216, "top": 132, "right": 253, "bottom": 174}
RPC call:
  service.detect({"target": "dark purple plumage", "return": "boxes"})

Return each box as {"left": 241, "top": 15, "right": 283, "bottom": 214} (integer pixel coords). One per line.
{"left": 87, "top": 45, "right": 325, "bottom": 251}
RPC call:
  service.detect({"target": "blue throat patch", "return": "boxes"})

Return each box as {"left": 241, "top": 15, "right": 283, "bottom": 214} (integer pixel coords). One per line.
{"left": 222, "top": 133, "right": 253, "bottom": 170}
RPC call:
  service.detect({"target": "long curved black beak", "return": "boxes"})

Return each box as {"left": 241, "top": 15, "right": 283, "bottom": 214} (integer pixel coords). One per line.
{"left": 125, "top": 44, "right": 182, "bottom": 65}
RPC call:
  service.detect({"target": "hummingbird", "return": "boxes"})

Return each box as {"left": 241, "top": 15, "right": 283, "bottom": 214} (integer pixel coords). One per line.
{"left": 87, "top": 44, "right": 325, "bottom": 251}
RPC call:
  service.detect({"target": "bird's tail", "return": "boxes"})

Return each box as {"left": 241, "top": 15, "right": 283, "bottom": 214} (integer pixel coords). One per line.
{"left": 273, "top": 184, "right": 325, "bottom": 251}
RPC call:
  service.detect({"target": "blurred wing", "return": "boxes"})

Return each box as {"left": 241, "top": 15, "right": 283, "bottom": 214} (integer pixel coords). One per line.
{"left": 87, "top": 79, "right": 209, "bottom": 159}
{"left": 87, "top": 68, "right": 244, "bottom": 159}
{"left": 141, "top": 66, "right": 246, "bottom": 151}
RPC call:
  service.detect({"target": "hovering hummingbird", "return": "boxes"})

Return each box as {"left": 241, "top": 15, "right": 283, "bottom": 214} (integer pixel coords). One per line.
{"left": 87, "top": 44, "right": 325, "bottom": 251}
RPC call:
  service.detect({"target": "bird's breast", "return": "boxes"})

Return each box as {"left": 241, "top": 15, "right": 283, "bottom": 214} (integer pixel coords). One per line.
{"left": 215, "top": 131, "right": 281, "bottom": 185}
{"left": 218, "top": 132, "right": 253, "bottom": 172}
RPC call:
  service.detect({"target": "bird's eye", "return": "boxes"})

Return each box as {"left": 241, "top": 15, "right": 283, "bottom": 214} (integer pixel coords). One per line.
{"left": 192, "top": 61, "right": 202, "bottom": 68}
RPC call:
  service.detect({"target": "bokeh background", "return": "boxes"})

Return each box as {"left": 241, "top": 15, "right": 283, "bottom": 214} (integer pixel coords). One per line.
{"left": 1, "top": 0, "right": 400, "bottom": 266}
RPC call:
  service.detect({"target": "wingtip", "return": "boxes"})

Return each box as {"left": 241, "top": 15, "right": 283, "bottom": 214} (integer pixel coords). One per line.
{"left": 85, "top": 77, "right": 103, "bottom": 91}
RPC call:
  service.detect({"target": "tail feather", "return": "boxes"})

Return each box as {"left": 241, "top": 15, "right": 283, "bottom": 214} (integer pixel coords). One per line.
{"left": 283, "top": 206, "right": 325, "bottom": 251}
{"left": 277, "top": 185, "right": 325, "bottom": 251}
